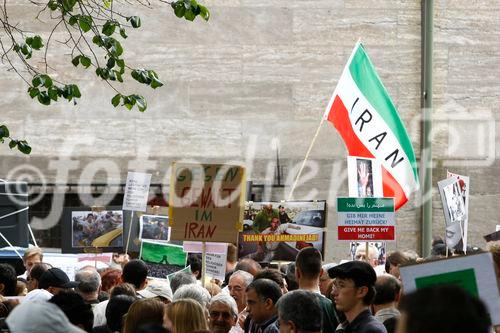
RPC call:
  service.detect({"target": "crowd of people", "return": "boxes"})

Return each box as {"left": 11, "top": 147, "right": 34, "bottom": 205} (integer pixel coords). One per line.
{"left": 0, "top": 240, "right": 498, "bottom": 333}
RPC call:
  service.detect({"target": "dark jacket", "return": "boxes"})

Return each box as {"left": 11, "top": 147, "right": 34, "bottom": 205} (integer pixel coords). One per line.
{"left": 335, "top": 309, "right": 387, "bottom": 333}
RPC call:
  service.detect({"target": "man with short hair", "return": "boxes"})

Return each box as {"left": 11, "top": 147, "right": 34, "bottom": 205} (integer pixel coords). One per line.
{"left": 328, "top": 261, "right": 387, "bottom": 333}
{"left": 354, "top": 244, "right": 379, "bottom": 268}
{"left": 25, "top": 267, "right": 78, "bottom": 302}
{"left": 295, "top": 247, "right": 339, "bottom": 333}
{"left": 244, "top": 278, "right": 282, "bottom": 333}
{"left": 22, "top": 247, "right": 43, "bottom": 276}
{"left": 253, "top": 204, "right": 279, "bottom": 233}
{"left": 209, "top": 293, "right": 238, "bottom": 333}
{"left": 75, "top": 268, "right": 101, "bottom": 305}
{"left": 372, "top": 275, "right": 401, "bottom": 333}
{"left": 121, "top": 259, "right": 148, "bottom": 292}
{"left": 27, "top": 262, "right": 51, "bottom": 292}
{"left": 170, "top": 271, "right": 196, "bottom": 294}
{"left": 228, "top": 270, "right": 254, "bottom": 333}
{"left": 0, "top": 263, "right": 17, "bottom": 296}
{"left": 276, "top": 290, "right": 322, "bottom": 333}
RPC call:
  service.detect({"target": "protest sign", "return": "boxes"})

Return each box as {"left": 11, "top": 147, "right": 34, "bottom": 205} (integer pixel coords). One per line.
{"left": 400, "top": 252, "right": 500, "bottom": 325}
{"left": 183, "top": 241, "right": 227, "bottom": 254}
{"left": 169, "top": 163, "right": 245, "bottom": 243}
{"left": 337, "top": 197, "right": 395, "bottom": 241}
{"left": 447, "top": 171, "right": 469, "bottom": 252}
{"left": 238, "top": 201, "right": 326, "bottom": 263}
{"left": 438, "top": 177, "right": 466, "bottom": 249}
{"left": 347, "top": 156, "right": 383, "bottom": 198}
{"left": 139, "top": 214, "right": 170, "bottom": 242}
{"left": 205, "top": 249, "right": 228, "bottom": 281}
{"left": 140, "top": 241, "right": 187, "bottom": 279}
{"left": 123, "top": 172, "right": 152, "bottom": 212}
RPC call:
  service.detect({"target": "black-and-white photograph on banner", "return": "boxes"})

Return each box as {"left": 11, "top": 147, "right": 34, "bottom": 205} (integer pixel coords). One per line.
{"left": 438, "top": 177, "right": 466, "bottom": 249}
{"left": 447, "top": 171, "right": 469, "bottom": 252}
{"left": 239, "top": 201, "right": 327, "bottom": 263}
{"left": 62, "top": 207, "right": 124, "bottom": 253}
{"left": 139, "top": 215, "right": 170, "bottom": 242}
{"left": 347, "top": 156, "right": 383, "bottom": 198}
{"left": 349, "top": 241, "right": 387, "bottom": 265}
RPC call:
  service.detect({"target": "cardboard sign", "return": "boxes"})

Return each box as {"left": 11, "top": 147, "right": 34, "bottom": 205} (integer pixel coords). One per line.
{"left": 400, "top": 253, "right": 500, "bottom": 325}
{"left": 123, "top": 172, "right": 152, "bottom": 212}
{"left": 337, "top": 197, "right": 395, "bottom": 241}
{"left": 438, "top": 176, "right": 467, "bottom": 249}
{"left": 169, "top": 163, "right": 245, "bottom": 243}
{"left": 205, "top": 248, "right": 228, "bottom": 281}
{"left": 140, "top": 241, "right": 187, "bottom": 279}
{"left": 446, "top": 171, "right": 469, "bottom": 252}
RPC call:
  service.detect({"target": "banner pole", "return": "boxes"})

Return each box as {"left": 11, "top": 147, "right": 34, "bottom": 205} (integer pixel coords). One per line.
{"left": 201, "top": 241, "right": 207, "bottom": 288}
{"left": 0, "top": 232, "right": 23, "bottom": 260}
{"left": 27, "top": 224, "right": 38, "bottom": 248}
{"left": 125, "top": 210, "right": 135, "bottom": 255}
{"left": 288, "top": 117, "right": 326, "bottom": 201}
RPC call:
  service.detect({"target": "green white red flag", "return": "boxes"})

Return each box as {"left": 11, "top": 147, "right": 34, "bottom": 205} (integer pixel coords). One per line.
{"left": 324, "top": 43, "right": 419, "bottom": 210}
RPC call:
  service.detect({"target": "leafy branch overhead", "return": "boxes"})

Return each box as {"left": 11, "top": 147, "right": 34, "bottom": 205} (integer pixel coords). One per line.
{"left": 0, "top": 0, "right": 209, "bottom": 154}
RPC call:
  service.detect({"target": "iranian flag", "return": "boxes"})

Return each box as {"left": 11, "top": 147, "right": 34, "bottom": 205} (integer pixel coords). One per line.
{"left": 324, "top": 43, "right": 419, "bottom": 210}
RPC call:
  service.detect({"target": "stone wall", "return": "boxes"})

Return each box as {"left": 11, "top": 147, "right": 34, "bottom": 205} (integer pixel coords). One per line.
{"left": 1, "top": 0, "right": 499, "bottom": 261}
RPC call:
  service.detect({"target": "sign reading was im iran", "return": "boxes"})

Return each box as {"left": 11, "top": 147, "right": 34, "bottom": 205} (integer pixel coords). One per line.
{"left": 337, "top": 197, "right": 395, "bottom": 241}
{"left": 169, "top": 163, "right": 246, "bottom": 243}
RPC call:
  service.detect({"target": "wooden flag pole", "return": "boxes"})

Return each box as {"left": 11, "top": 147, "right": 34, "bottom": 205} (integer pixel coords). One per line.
{"left": 125, "top": 210, "right": 135, "bottom": 255}
{"left": 288, "top": 117, "right": 326, "bottom": 201}
{"left": 201, "top": 241, "right": 207, "bottom": 288}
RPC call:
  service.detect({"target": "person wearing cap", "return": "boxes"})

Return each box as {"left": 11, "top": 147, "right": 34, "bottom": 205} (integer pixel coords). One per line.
{"left": 328, "top": 261, "right": 387, "bottom": 333}
{"left": 137, "top": 279, "right": 173, "bottom": 304}
{"left": 24, "top": 267, "right": 78, "bottom": 302}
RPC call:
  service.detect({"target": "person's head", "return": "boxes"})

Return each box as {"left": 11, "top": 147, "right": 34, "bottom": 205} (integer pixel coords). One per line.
{"left": 16, "top": 278, "right": 27, "bottom": 296}
{"left": 295, "top": 247, "right": 322, "bottom": 281}
{"left": 75, "top": 268, "right": 101, "bottom": 300}
{"left": 100, "top": 268, "right": 122, "bottom": 292}
{"left": 122, "top": 298, "right": 165, "bottom": 333}
{"left": 328, "top": 261, "right": 377, "bottom": 314}
{"left": 27, "top": 262, "right": 52, "bottom": 291}
{"left": 226, "top": 244, "right": 238, "bottom": 271}
{"left": 385, "top": 251, "right": 410, "bottom": 279}
{"left": 270, "top": 217, "right": 280, "bottom": 231}
{"left": 276, "top": 290, "right": 322, "bottom": 333}
{"left": 264, "top": 204, "right": 273, "bottom": 214}
{"left": 138, "top": 280, "right": 174, "bottom": 304}
{"left": 0, "top": 263, "right": 17, "bottom": 296}
{"left": 38, "top": 267, "right": 78, "bottom": 295}
{"left": 49, "top": 290, "right": 94, "bottom": 332}
{"left": 355, "top": 244, "right": 379, "bottom": 268}
{"left": 173, "top": 283, "right": 211, "bottom": 309}
{"left": 278, "top": 205, "right": 285, "bottom": 213}
{"left": 22, "top": 247, "right": 43, "bottom": 274}
{"left": 234, "top": 258, "right": 262, "bottom": 277}
{"left": 122, "top": 259, "right": 148, "bottom": 290}
{"left": 254, "top": 268, "right": 287, "bottom": 294}
{"left": 228, "top": 270, "right": 253, "bottom": 312}
{"left": 188, "top": 254, "right": 203, "bottom": 280}
{"left": 170, "top": 271, "right": 196, "bottom": 294}
{"left": 208, "top": 293, "right": 238, "bottom": 333}
{"left": 110, "top": 282, "right": 137, "bottom": 298}
{"left": 245, "top": 279, "right": 282, "bottom": 324}
{"left": 205, "top": 281, "right": 221, "bottom": 297}
{"left": 105, "top": 294, "right": 136, "bottom": 332}
{"left": 319, "top": 267, "right": 334, "bottom": 297}
{"left": 283, "top": 263, "right": 298, "bottom": 291}
{"left": 164, "top": 299, "right": 209, "bottom": 333}
{"left": 373, "top": 275, "right": 401, "bottom": 307}
{"left": 397, "top": 285, "right": 491, "bottom": 333}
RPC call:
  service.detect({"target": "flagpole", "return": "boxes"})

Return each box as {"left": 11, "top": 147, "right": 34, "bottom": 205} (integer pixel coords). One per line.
{"left": 287, "top": 117, "right": 326, "bottom": 201}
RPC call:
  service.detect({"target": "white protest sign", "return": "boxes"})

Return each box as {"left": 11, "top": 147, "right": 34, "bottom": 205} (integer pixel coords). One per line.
{"left": 43, "top": 253, "right": 80, "bottom": 281}
{"left": 496, "top": 225, "right": 500, "bottom": 232}
{"left": 347, "top": 156, "right": 383, "bottom": 198}
{"left": 205, "top": 249, "right": 228, "bottom": 281}
{"left": 400, "top": 252, "right": 500, "bottom": 325}
{"left": 123, "top": 172, "right": 152, "bottom": 212}
{"left": 183, "top": 241, "right": 227, "bottom": 254}
{"left": 447, "top": 171, "right": 469, "bottom": 252}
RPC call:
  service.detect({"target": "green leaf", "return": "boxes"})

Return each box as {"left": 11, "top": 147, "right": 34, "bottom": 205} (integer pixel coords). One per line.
{"left": 37, "top": 91, "right": 51, "bottom": 105}
{"left": 119, "top": 28, "right": 127, "bottom": 39}
{"left": 31, "top": 35, "right": 44, "bottom": 50}
{"left": 80, "top": 55, "right": 91, "bottom": 68}
{"left": 115, "top": 70, "right": 123, "bottom": 82}
{"left": 17, "top": 141, "right": 32, "bottom": 154}
{"left": 41, "top": 74, "right": 53, "bottom": 88}
{"left": 25, "top": 37, "right": 33, "bottom": 46}
{"left": 13, "top": 44, "right": 20, "bottom": 52}
{"left": 48, "top": 0, "right": 58, "bottom": 10}
{"left": 9, "top": 140, "right": 17, "bottom": 149}
{"left": 48, "top": 87, "right": 59, "bottom": 101}
{"left": 28, "top": 87, "right": 40, "bottom": 98}
{"left": 129, "top": 16, "right": 141, "bottom": 28}
{"left": 134, "top": 95, "right": 147, "bottom": 112}
{"left": 106, "top": 57, "right": 115, "bottom": 69}
{"left": 151, "top": 78, "right": 164, "bottom": 89}
{"left": 103, "top": 0, "right": 112, "bottom": 9}
{"left": 71, "top": 55, "right": 81, "bottom": 66}
{"left": 71, "top": 85, "right": 81, "bottom": 98}
{"left": 172, "top": 2, "right": 186, "bottom": 18}
{"left": 0, "top": 125, "right": 9, "bottom": 139}
{"left": 92, "top": 35, "right": 103, "bottom": 46}
{"left": 32, "top": 75, "right": 43, "bottom": 87}
{"left": 199, "top": 5, "right": 210, "bottom": 21}
{"left": 111, "top": 94, "right": 121, "bottom": 107}
{"left": 123, "top": 96, "right": 135, "bottom": 110}
{"left": 116, "top": 59, "right": 125, "bottom": 74}
{"left": 69, "top": 15, "right": 78, "bottom": 26}
{"left": 62, "top": 0, "right": 77, "bottom": 12}
{"left": 109, "top": 39, "right": 123, "bottom": 57}
{"left": 184, "top": 8, "right": 196, "bottom": 21}
{"left": 102, "top": 21, "right": 116, "bottom": 36}
{"left": 79, "top": 16, "right": 93, "bottom": 33}
{"left": 131, "top": 69, "right": 141, "bottom": 82}
{"left": 21, "top": 44, "right": 32, "bottom": 59}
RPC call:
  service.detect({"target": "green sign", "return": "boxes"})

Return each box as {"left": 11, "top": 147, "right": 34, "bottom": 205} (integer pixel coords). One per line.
{"left": 141, "top": 241, "right": 187, "bottom": 266}
{"left": 415, "top": 268, "right": 479, "bottom": 297}
{"left": 337, "top": 197, "right": 394, "bottom": 212}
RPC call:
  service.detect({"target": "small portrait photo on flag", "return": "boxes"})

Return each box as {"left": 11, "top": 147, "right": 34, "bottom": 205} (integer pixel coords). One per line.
{"left": 348, "top": 156, "right": 383, "bottom": 198}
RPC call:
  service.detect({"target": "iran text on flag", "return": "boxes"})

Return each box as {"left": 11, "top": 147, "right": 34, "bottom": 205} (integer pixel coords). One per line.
{"left": 324, "top": 43, "right": 419, "bottom": 210}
